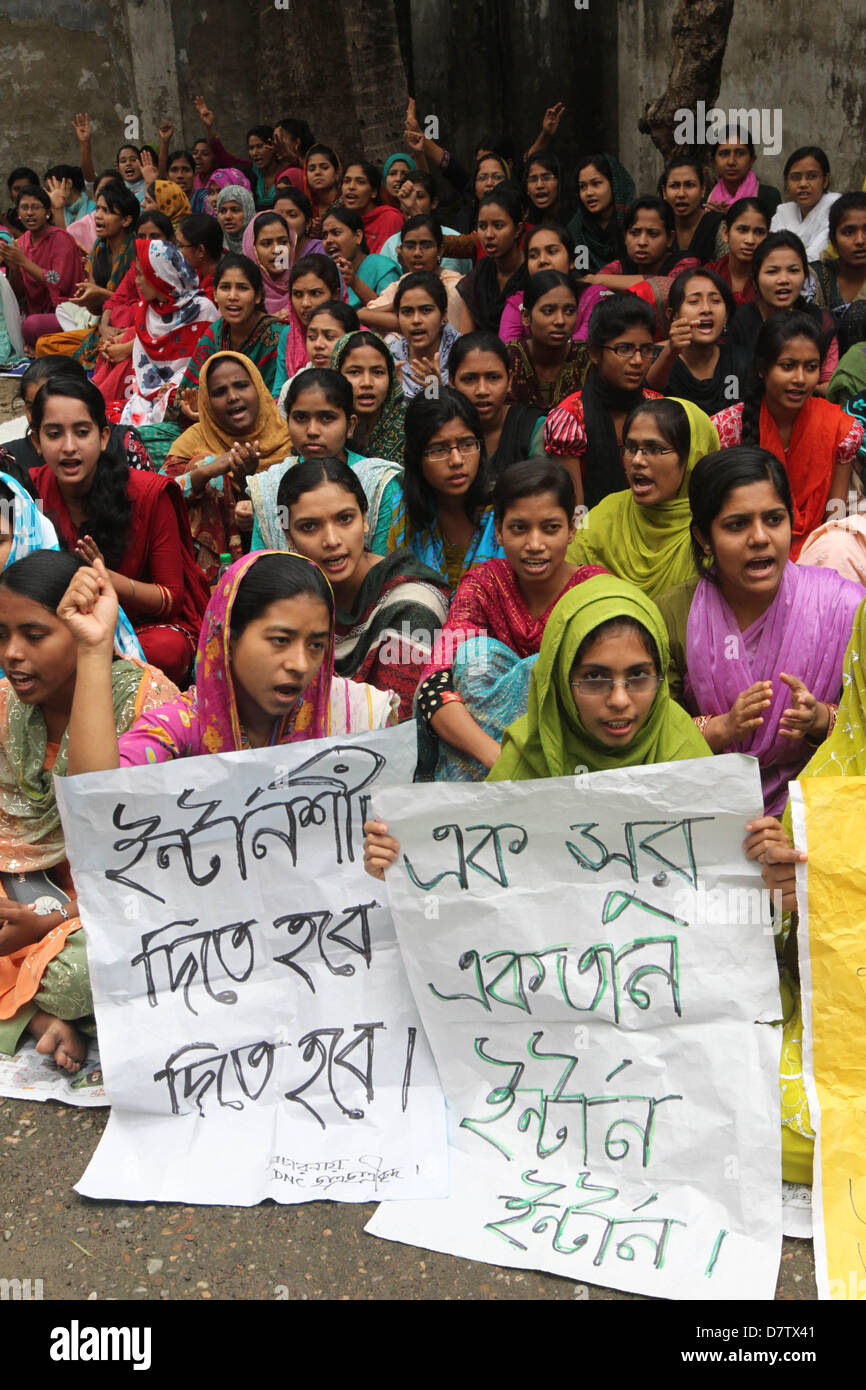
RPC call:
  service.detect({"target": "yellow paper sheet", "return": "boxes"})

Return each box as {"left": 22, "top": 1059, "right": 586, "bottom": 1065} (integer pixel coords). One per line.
{"left": 793, "top": 778, "right": 866, "bottom": 1300}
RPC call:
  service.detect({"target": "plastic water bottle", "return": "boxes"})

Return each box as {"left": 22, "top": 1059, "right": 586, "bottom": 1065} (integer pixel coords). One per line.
{"left": 217, "top": 552, "right": 232, "bottom": 579}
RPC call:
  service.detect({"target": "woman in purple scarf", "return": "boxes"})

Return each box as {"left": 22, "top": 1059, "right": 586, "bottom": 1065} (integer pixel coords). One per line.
{"left": 656, "top": 446, "right": 864, "bottom": 815}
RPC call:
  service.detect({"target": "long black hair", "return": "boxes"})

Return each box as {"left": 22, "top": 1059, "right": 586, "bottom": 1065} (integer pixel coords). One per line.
{"left": 492, "top": 458, "right": 575, "bottom": 525}
{"left": 688, "top": 445, "right": 793, "bottom": 578}
{"left": 668, "top": 266, "right": 736, "bottom": 322}
{"left": 450, "top": 330, "right": 509, "bottom": 378}
{"left": 521, "top": 269, "right": 578, "bottom": 318}
{"left": 214, "top": 252, "right": 264, "bottom": 308}
{"left": 334, "top": 331, "right": 397, "bottom": 392}
{"left": 402, "top": 387, "right": 489, "bottom": 535}
{"left": 740, "top": 312, "right": 824, "bottom": 445}
{"left": 783, "top": 146, "right": 830, "bottom": 181}
{"left": 290, "top": 252, "right": 343, "bottom": 298}
{"left": 0, "top": 549, "right": 86, "bottom": 610}
{"left": 320, "top": 205, "right": 369, "bottom": 256}
{"left": 19, "top": 354, "right": 87, "bottom": 401}
{"left": 284, "top": 367, "right": 354, "bottom": 419}
{"left": 30, "top": 378, "right": 133, "bottom": 566}
{"left": 523, "top": 151, "right": 561, "bottom": 223}
{"left": 277, "top": 456, "right": 368, "bottom": 522}
{"left": 751, "top": 231, "right": 809, "bottom": 300}
{"left": 229, "top": 553, "right": 333, "bottom": 640}
{"left": 275, "top": 118, "right": 316, "bottom": 156}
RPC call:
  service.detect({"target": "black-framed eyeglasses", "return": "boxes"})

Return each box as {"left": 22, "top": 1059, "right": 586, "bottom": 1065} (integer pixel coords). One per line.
{"left": 621, "top": 441, "right": 677, "bottom": 459}
{"left": 424, "top": 437, "right": 482, "bottom": 462}
{"left": 603, "top": 343, "right": 663, "bottom": 361}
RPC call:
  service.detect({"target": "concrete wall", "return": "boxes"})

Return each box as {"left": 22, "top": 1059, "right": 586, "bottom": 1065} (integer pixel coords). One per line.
{"left": 4, "top": 1, "right": 864, "bottom": 206}
{"left": 618, "top": 0, "right": 866, "bottom": 197}
{"left": 0, "top": 0, "right": 260, "bottom": 181}
{"left": 1, "top": 0, "right": 135, "bottom": 177}
{"left": 408, "top": 0, "right": 617, "bottom": 195}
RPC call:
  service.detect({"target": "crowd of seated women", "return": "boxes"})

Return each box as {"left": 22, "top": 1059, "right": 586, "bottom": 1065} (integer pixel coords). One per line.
{"left": 3, "top": 97, "right": 866, "bottom": 1204}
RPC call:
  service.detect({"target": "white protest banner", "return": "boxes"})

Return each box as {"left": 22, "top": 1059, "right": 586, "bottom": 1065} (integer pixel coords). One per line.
{"left": 367, "top": 755, "right": 782, "bottom": 1300}
{"left": 55, "top": 723, "right": 447, "bottom": 1206}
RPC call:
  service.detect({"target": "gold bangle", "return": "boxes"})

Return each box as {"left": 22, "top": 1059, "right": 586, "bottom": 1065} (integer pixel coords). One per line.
{"left": 129, "top": 578, "right": 136, "bottom": 601}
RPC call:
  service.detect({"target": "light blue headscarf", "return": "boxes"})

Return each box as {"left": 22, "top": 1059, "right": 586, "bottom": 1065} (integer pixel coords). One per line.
{"left": 0, "top": 472, "right": 143, "bottom": 660}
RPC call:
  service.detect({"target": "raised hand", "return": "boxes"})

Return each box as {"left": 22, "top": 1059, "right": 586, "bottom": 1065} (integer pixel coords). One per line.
{"left": 45, "top": 175, "right": 71, "bottom": 211}
{"left": 405, "top": 97, "right": 422, "bottom": 133}
{"left": 667, "top": 314, "right": 694, "bottom": 353}
{"left": 541, "top": 102, "right": 566, "bottom": 138}
{"left": 179, "top": 386, "right": 199, "bottom": 421}
{"left": 57, "top": 557, "right": 118, "bottom": 651}
{"left": 71, "top": 111, "right": 91, "bottom": 144}
{"left": 194, "top": 96, "right": 215, "bottom": 128}
{"left": 140, "top": 148, "right": 158, "bottom": 183}
{"left": 158, "top": 118, "right": 175, "bottom": 142}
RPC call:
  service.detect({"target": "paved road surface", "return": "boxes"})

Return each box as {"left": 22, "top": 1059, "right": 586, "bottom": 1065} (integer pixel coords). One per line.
{"left": 0, "top": 1097, "right": 816, "bottom": 1302}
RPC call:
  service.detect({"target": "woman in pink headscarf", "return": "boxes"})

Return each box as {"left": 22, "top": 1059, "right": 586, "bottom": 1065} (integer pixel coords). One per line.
{"left": 60, "top": 550, "right": 398, "bottom": 773}
{"left": 241, "top": 210, "right": 297, "bottom": 316}
{"left": 204, "top": 168, "right": 252, "bottom": 216}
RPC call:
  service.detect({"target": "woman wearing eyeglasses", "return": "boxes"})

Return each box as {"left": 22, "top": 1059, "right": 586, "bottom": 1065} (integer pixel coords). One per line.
{"left": 522, "top": 153, "right": 563, "bottom": 228}
{"left": 362, "top": 573, "right": 712, "bottom": 876}
{"left": 656, "top": 446, "right": 863, "bottom": 816}
{"left": 387, "top": 388, "right": 503, "bottom": 595}
{"left": 544, "top": 294, "right": 662, "bottom": 507}
{"left": 566, "top": 398, "right": 719, "bottom": 598}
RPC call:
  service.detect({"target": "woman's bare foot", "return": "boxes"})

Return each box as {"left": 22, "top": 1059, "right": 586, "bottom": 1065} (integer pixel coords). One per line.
{"left": 28, "top": 1010, "right": 87, "bottom": 1073}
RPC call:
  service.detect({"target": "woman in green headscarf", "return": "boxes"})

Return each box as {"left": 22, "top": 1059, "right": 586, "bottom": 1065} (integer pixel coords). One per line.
{"left": 567, "top": 398, "right": 720, "bottom": 598}
{"left": 487, "top": 574, "right": 711, "bottom": 781}
{"left": 363, "top": 575, "right": 711, "bottom": 873}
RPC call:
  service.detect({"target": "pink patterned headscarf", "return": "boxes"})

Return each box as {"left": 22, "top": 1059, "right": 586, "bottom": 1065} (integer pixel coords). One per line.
{"left": 205, "top": 167, "right": 252, "bottom": 215}
{"left": 241, "top": 211, "right": 297, "bottom": 314}
{"left": 197, "top": 551, "right": 335, "bottom": 753}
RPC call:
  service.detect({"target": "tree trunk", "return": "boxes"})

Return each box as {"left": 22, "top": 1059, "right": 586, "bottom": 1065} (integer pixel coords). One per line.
{"left": 638, "top": 0, "right": 735, "bottom": 160}
{"left": 258, "top": 0, "right": 409, "bottom": 165}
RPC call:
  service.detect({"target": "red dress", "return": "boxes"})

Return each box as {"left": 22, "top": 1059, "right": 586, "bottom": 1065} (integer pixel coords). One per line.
{"left": 30, "top": 465, "right": 209, "bottom": 684}
{"left": 711, "top": 399, "right": 864, "bottom": 560}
